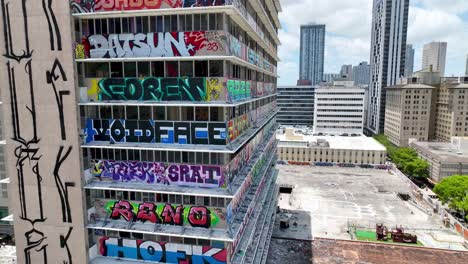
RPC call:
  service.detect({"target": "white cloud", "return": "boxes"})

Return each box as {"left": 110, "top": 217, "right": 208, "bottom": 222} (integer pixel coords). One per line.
{"left": 278, "top": 0, "right": 468, "bottom": 85}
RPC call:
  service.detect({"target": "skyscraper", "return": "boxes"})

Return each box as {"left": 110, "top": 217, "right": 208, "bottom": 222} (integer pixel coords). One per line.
{"left": 405, "top": 44, "right": 415, "bottom": 77}
{"left": 300, "top": 24, "right": 326, "bottom": 85}
{"left": 366, "top": 0, "right": 409, "bottom": 135}
{"left": 422, "top": 41, "right": 447, "bottom": 75}
{"left": 465, "top": 54, "right": 468, "bottom": 76}
{"left": 340, "top": 64, "right": 353, "bottom": 80}
{"left": 1, "top": 1, "right": 280, "bottom": 263}
{"left": 353, "top": 62, "right": 371, "bottom": 86}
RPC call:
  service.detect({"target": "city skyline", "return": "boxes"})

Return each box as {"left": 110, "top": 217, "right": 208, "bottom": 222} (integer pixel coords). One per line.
{"left": 278, "top": 0, "right": 468, "bottom": 85}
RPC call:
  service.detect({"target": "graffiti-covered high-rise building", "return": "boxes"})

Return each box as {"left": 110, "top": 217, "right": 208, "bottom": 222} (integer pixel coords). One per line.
{"left": 0, "top": 0, "right": 280, "bottom": 263}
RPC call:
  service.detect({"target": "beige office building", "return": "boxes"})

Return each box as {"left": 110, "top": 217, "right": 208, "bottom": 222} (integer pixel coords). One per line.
{"left": 410, "top": 138, "right": 468, "bottom": 183}
{"left": 277, "top": 128, "right": 386, "bottom": 165}
{"left": 435, "top": 78, "right": 468, "bottom": 142}
{"left": 384, "top": 78, "right": 435, "bottom": 147}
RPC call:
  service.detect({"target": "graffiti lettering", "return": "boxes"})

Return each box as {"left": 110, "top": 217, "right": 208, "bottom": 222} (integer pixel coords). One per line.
{"left": 92, "top": 160, "right": 225, "bottom": 188}
{"left": 71, "top": 0, "right": 226, "bottom": 13}
{"left": 99, "top": 77, "right": 207, "bottom": 101}
{"left": 227, "top": 79, "right": 250, "bottom": 101}
{"left": 85, "top": 119, "right": 227, "bottom": 145}
{"left": 83, "top": 31, "right": 226, "bottom": 58}
{"left": 105, "top": 200, "right": 220, "bottom": 228}
{"left": 99, "top": 237, "right": 227, "bottom": 264}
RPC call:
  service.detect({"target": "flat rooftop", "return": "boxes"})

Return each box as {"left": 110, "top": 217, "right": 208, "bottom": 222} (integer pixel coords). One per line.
{"left": 267, "top": 238, "right": 468, "bottom": 264}
{"left": 277, "top": 129, "right": 386, "bottom": 151}
{"left": 411, "top": 140, "right": 468, "bottom": 163}
{"left": 274, "top": 165, "right": 467, "bottom": 251}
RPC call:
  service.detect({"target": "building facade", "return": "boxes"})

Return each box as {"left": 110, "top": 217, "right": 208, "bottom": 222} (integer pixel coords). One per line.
{"left": 299, "top": 24, "right": 325, "bottom": 85}
{"left": 323, "top": 73, "right": 340, "bottom": 83}
{"left": 367, "top": 0, "right": 409, "bottom": 135}
{"left": 314, "top": 84, "right": 365, "bottom": 135}
{"left": 435, "top": 77, "right": 468, "bottom": 142}
{"left": 410, "top": 138, "right": 468, "bottom": 184}
{"left": 405, "top": 44, "right": 415, "bottom": 77}
{"left": 422, "top": 42, "right": 447, "bottom": 76}
{"left": 0, "top": 99, "right": 10, "bottom": 235}
{"left": 277, "top": 129, "right": 386, "bottom": 165}
{"left": 353, "top": 62, "right": 370, "bottom": 86}
{"left": 384, "top": 78, "right": 435, "bottom": 147}
{"left": 1, "top": 1, "right": 281, "bottom": 263}
{"left": 340, "top": 64, "right": 353, "bottom": 80}
{"left": 277, "top": 85, "right": 315, "bottom": 126}
{"left": 465, "top": 54, "right": 468, "bottom": 76}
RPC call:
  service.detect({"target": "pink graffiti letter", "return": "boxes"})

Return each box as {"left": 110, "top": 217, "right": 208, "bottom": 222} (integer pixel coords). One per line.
{"left": 110, "top": 200, "right": 135, "bottom": 222}
{"left": 161, "top": 204, "right": 184, "bottom": 225}
{"left": 188, "top": 206, "right": 211, "bottom": 228}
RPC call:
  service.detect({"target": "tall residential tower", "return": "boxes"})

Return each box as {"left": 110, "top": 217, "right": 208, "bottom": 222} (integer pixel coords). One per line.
{"left": 0, "top": 1, "right": 281, "bottom": 263}
{"left": 366, "top": 0, "right": 409, "bottom": 135}
{"left": 299, "top": 24, "right": 325, "bottom": 85}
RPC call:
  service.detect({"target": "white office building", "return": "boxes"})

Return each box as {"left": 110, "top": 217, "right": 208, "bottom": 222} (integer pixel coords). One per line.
{"left": 314, "top": 84, "right": 366, "bottom": 135}
{"left": 422, "top": 42, "right": 447, "bottom": 76}
{"left": 367, "top": 0, "right": 409, "bottom": 135}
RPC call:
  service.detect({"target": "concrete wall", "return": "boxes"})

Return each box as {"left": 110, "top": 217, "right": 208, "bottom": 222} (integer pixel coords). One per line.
{"left": 278, "top": 146, "right": 386, "bottom": 165}
{"left": 0, "top": 1, "right": 87, "bottom": 263}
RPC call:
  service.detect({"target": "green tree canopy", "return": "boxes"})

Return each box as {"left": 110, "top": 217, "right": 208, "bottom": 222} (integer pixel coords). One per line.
{"left": 434, "top": 175, "right": 468, "bottom": 219}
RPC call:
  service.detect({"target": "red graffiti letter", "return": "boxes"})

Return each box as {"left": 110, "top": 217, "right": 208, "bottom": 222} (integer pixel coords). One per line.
{"left": 110, "top": 200, "right": 134, "bottom": 222}
{"left": 188, "top": 206, "right": 211, "bottom": 228}
{"left": 136, "top": 202, "right": 160, "bottom": 223}
{"left": 161, "top": 204, "right": 184, "bottom": 225}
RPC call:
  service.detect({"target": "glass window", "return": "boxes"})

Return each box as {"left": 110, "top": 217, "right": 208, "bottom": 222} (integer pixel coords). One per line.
{"left": 180, "top": 61, "right": 193, "bottom": 77}
{"left": 185, "top": 15, "right": 193, "bottom": 31}
{"left": 126, "top": 106, "right": 138, "bottom": 119}
{"left": 113, "top": 106, "right": 125, "bottom": 119}
{"left": 171, "top": 15, "right": 178, "bottom": 32}
{"left": 85, "top": 63, "right": 109, "bottom": 78}
{"left": 137, "top": 62, "right": 150, "bottom": 77}
{"left": 196, "top": 107, "right": 209, "bottom": 121}
{"left": 151, "top": 61, "right": 165, "bottom": 77}
{"left": 181, "top": 106, "right": 194, "bottom": 121}
{"left": 110, "top": 62, "right": 123, "bottom": 78}
{"left": 124, "top": 62, "right": 137, "bottom": 77}
{"left": 193, "top": 14, "right": 201, "bottom": 31}
{"left": 164, "top": 16, "right": 171, "bottom": 32}
{"left": 200, "top": 14, "right": 208, "bottom": 30}
{"left": 108, "top": 18, "right": 115, "bottom": 34}
{"left": 195, "top": 61, "right": 208, "bottom": 77}
{"left": 150, "top": 16, "right": 157, "bottom": 32}
{"left": 167, "top": 107, "right": 180, "bottom": 121}
{"left": 156, "top": 16, "right": 163, "bottom": 32}
{"left": 153, "top": 106, "right": 165, "bottom": 120}
{"left": 209, "top": 14, "right": 216, "bottom": 30}
{"left": 166, "top": 61, "right": 178, "bottom": 77}
{"left": 139, "top": 106, "right": 152, "bottom": 120}
{"left": 209, "top": 61, "right": 223, "bottom": 77}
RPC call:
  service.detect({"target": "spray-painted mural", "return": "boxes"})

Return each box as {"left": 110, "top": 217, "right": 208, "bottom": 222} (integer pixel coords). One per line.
{"left": 0, "top": 0, "right": 87, "bottom": 263}
{"left": 81, "top": 31, "right": 227, "bottom": 58}
{"left": 85, "top": 119, "right": 227, "bottom": 145}
{"left": 91, "top": 160, "right": 226, "bottom": 188}
{"left": 99, "top": 237, "right": 227, "bottom": 263}
{"left": 71, "top": 0, "right": 227, "bottom": 13}
{"left": 96, "top": 77, "right": 226, "bottom": 102}
{"left": 93, "top": 200, "right": 225, "bottom": 228}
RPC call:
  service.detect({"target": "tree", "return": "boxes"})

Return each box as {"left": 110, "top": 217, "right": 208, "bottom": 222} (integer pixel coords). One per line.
{"left": 434, "top": 175, "right": 468, "bottom": 220}
{"left": 404, "top": 158, "right": 429, "bottom": 178}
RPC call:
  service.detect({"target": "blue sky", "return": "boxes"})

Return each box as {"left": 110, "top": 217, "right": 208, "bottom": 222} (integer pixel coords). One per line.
{"left": 277, "top": 0, "right": 468, "bottom": 85}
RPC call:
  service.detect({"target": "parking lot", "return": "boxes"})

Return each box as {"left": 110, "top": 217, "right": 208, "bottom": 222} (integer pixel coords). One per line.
{"left": 273, "top": 165, "right": 467, "bottom": 251}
